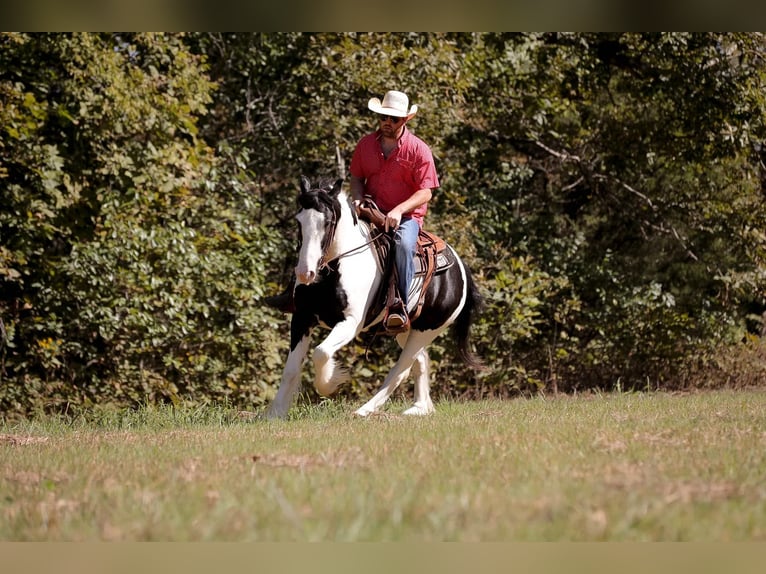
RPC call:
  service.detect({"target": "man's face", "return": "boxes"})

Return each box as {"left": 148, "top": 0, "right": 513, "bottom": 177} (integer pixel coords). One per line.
{"left": 379, "top": 114, "right": 406, "bottom": 138}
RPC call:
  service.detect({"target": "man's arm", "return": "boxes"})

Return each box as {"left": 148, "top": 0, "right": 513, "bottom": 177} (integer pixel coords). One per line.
{"left": 349, "top": 174, "right": 366, "bottom": 203}
{"left": 393, "top": 187, "right": 432, "bottom": 217}
{"left": 385, "top": 187, "right": 433, "bottom": 231}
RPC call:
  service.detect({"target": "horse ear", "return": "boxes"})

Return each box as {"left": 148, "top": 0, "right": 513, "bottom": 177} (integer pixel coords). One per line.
{"left": 300, "top": 175, "right": 311, "bottom": 194}
{"left": 330, "top": 178, "right": 343, "bottom": 197}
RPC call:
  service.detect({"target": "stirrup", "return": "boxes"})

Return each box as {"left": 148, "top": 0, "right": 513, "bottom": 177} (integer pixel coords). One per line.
{"left": 384, "top": 299, "right": 410, "bottom": 333}
{"left": 385, "top": 312, "right": 407, "bottom": 329}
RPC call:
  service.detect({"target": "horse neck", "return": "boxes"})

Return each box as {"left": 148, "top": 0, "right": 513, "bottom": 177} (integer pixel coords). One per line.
{"left": 326, "top": 192, "right": 367, "bottom": 259}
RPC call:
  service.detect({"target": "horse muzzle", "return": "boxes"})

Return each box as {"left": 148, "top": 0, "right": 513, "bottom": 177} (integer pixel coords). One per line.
{"left": 295, "top": 267, "right": 317, "bottom": 285}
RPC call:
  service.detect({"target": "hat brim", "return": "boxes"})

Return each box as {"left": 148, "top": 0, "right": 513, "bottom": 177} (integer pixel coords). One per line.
{"left": 368, "top": 97, "right": 418, "bottom": 119}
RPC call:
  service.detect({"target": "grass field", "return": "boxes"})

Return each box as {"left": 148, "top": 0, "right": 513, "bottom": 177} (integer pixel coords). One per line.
{"left": 1, "top": 389, "right": 765, "bottom": 541}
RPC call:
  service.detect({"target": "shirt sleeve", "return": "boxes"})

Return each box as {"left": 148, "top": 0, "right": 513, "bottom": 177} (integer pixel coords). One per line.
{"left": 349, "top": 135, "right": 369, "bottom": 179}
{"left": 413, "top": 142, "right": 439, "bottom": 190}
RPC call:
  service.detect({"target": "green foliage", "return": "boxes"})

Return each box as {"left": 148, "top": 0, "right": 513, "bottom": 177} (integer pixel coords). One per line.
{"left": 0, "top": 33, "right": 284, "bottom": 415}
{"left": 454, "top": 32, "right": 766, "bottom": 390}
{"left": 3, "top": 33, "right": 766, "bottom": 416}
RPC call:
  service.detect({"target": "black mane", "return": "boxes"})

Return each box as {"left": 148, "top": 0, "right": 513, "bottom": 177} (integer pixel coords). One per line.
{"left": 297, "top": 176, "right": 344, "bottom": 254}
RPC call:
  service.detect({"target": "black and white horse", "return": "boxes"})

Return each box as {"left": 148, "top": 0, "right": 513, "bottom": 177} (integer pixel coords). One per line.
{"left": 265, "top": 176, "right": 482, "bottom": 418}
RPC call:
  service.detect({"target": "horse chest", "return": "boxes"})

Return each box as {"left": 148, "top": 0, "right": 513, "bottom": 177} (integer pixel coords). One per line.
{"left": 294, "top": 273, "right": 349, "bottom": 329}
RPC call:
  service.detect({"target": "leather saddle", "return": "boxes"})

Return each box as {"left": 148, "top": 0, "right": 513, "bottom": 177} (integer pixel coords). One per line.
{"left": 356, "top": 198, "right": 455, "bottom": 331}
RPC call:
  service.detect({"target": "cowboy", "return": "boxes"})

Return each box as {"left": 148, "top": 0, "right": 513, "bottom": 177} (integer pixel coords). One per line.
{"left": 265, "top": 90, "right": 439, "bottom": 331}
{"left": 349, "top": 90, "right": 439, "bottom": 331}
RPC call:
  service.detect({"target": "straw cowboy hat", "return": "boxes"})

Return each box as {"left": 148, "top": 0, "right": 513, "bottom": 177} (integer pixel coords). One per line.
{"left": 368, "top": 90, "right": 418, "bottom": 119}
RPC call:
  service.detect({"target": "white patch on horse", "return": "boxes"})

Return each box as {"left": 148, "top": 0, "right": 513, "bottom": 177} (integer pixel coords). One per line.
{"left": 294, "top": 208, "right": 325, "bottom": 285}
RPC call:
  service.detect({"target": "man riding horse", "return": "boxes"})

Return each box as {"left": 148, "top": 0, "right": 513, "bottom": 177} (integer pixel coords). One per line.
{"left": 264, "top": 175, "right": 482, "bottom": 418}
{"left": 266, "top": 89, "right": 439, "bottom": 333}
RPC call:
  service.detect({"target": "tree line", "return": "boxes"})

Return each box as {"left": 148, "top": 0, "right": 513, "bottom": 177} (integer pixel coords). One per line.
{"left": 2, "top": 32, "right": 765, "bottom": 416}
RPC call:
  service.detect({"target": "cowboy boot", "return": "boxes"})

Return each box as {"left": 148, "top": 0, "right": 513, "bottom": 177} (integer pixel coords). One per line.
{"left": 383, "top": 297, "right": 410, "bottom": 334}
{"left": 384, "top": 297, "right": 410, "bottom": 332}
{"left": 264, "top": 277, "right": 296, "bottom": 313}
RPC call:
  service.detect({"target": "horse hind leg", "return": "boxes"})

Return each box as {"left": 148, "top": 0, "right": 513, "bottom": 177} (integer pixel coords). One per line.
{"left": 354, "top": 330, "right": 437, "bottom": 417}
{"left": 354, "top": 362, "right": 413, "bottom": 417}
{"left": 402, "top": 347, "right": 434, "bottom": 416}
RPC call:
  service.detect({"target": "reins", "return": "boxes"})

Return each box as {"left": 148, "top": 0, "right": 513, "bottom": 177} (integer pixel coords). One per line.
{"left": 318, "top": 224, "right": 389, "bottom": 271}
{"left": 316, "top": 196, "right": 391, "bottom": 271}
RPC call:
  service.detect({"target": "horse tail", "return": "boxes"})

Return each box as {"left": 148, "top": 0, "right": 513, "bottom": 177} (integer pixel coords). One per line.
{"left": 454, "top": 262, "right": 485, "bottom": 370}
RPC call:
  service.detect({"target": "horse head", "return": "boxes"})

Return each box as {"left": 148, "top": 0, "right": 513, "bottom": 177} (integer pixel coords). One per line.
{"left": 294, "top": 176, "right": 344, "bottom": 285}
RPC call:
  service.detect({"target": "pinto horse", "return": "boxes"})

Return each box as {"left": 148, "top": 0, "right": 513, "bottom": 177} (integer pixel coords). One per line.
{"left": 264, "top": 176, "right": 482, "bottom": 419}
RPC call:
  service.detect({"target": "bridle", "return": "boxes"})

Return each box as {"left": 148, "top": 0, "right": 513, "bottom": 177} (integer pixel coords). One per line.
{"left": 305, "top": 192, "right": 388, "bottom": 272}
{"left": 317, "top": 208, "right": 389, "bottom": 272}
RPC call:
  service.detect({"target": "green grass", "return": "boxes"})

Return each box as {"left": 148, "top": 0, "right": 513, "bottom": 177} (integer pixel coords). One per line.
{"left": 1, "top": 390, "right": 765, "bottom": 541}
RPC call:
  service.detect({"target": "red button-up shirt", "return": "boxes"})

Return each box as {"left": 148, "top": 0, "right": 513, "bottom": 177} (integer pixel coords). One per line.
{"left": 349, "top": 127, "right": 439, "bottom": 227}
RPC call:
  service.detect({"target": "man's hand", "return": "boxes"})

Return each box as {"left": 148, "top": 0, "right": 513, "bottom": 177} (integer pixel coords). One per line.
{"left": 385, "top": 209, "right": 403, "bottom": 232}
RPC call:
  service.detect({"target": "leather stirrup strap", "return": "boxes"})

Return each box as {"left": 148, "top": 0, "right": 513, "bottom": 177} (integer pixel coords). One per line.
{"left": 410, "top": 241, "right": 437, "bottom": 323}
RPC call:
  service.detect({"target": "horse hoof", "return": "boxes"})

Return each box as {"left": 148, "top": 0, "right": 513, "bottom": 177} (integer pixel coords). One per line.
{"left": 353, "top": 407, "right": 374, "bottom": 417}
{"left": 403, "top": 404, "right": 434, "bottom": 416}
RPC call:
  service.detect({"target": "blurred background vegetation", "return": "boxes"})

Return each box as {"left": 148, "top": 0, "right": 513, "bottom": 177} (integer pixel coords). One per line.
{"left": 2, "top": 32, "right": 766, "bottom": 416}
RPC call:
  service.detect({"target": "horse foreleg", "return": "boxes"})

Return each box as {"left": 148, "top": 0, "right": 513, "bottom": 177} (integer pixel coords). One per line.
{"left": 265, "top": 335, "right": 311, "bottom": 419}
{"left": 402, "top": 347, "right": 434, "bottom": 416}
{"left": 313, "top": 317, "right": 361, "bottom": 396}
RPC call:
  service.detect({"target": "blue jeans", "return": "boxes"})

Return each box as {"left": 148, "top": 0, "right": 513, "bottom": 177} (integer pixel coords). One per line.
{"left": 393, "top": 218, "right": 420, "bottom": 306}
